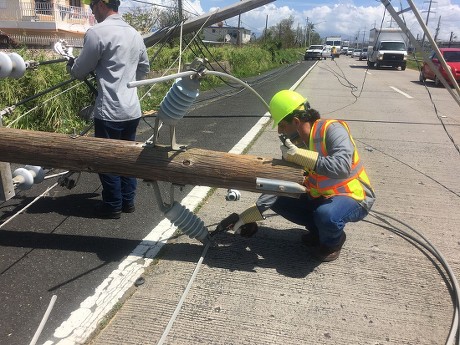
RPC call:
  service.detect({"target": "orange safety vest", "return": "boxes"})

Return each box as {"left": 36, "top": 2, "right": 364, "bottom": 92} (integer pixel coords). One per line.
{"left": 304, "top": 119, "right": 373, "bottom": 200}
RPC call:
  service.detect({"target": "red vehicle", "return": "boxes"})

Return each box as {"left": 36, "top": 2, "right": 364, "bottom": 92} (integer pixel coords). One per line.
{"left": 419, "top": 48, "right": 460, "bottom": 86}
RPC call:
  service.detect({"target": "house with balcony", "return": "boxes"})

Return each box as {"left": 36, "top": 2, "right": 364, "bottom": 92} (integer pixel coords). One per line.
{"left": 0, "top": 0, "right": 93, "bottom": 48}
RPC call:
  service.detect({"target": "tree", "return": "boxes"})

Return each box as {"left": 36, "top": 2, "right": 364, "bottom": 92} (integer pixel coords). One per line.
{"left": 310, "top": 31, "right": 322, "bottom": 45}
{"left": 122, "top": 3, "right": 190, "bottom": 35}
{"left": 122, "top": 6, "right": 161, "bottom": 34}
{"left": 263, "top": 16, "right": 296, "bottom": 49}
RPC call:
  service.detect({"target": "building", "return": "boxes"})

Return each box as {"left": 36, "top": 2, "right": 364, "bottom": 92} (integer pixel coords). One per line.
{"left": 0, "top": 0, "right": 93, "bottom": 48}
{"left": 202, "top": 23, "right": 251, "bottom": 45}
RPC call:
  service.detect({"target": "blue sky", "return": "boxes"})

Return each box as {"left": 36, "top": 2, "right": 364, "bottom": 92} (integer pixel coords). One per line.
{"left": 122, "top": 0, "right": 460, "bottom": 41}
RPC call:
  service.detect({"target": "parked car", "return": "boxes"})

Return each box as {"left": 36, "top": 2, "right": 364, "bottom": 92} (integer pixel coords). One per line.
{"left": 419, "top": 48, "right": 460, "bottom": 86}
{"left": 352, "top": 49, "right": 362, "bottom": 58}
{"left": 359, "top": 50, "right": 368, "bottom": 61}
{"left": 347, "top": 48, "right": 354, "bottom": 56}
{"left": 304, "top": 45, "right": 325, "bottom": 60}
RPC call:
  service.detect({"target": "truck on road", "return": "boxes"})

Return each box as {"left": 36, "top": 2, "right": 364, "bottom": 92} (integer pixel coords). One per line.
{"left": 325, "top": 36, "right": 342, "bottom": 57}
{"left": 367, "top": 28, "right": 409, "bottom": 70}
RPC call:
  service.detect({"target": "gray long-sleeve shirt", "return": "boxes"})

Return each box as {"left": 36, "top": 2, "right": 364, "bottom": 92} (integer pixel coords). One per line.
{"left": 313, "top": 121, "right": 375, "bottom": 211}
{"left": 70, "top": 14, "right": 150, "bottom": 122}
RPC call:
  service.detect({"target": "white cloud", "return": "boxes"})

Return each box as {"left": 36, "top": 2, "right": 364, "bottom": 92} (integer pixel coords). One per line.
{"left": 122, "top": 0, "right": 460, "bottom": 41}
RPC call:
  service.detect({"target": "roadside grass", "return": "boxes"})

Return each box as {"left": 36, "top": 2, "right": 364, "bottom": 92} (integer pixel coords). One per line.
{"left": 406, "top": 52, "right": 424, "bottom": 71}
{"left": 0, "top": 45, "right": 303, "bottom": 133}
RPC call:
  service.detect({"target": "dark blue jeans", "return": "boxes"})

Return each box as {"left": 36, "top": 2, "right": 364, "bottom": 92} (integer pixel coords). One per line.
{"left": 94, "top": 118, "right": 140, "bottom": 211}
{"left": 256, "top": 194, "right": 368, "bottom": 247}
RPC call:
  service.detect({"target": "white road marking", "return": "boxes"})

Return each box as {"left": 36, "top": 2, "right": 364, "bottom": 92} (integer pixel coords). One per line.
{"left": 44, "top": 117, "right": 272, "bottom": 345}
{"left": 390, "top": 86, "right": 413, "bottom": 99}
{"left": 44, "top": 65, "right": 314, "bottom": 345}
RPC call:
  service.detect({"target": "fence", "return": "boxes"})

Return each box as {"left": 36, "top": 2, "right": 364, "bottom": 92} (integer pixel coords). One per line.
{"left": 7, "top": 33, "right": 84, "bottom": 48}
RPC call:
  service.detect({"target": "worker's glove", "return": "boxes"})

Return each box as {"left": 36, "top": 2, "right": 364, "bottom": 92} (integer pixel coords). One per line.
{"left": 233, "top": 205, "right": 264, "bottom": 237}
{"left": 215, "top": 206, "right": 264, "bottom": 237}
{"left": 281, "top": 138, "right": 318, "bottom": 170}
{"left": 66, "top": 57, "right": 74, "bottom": 74}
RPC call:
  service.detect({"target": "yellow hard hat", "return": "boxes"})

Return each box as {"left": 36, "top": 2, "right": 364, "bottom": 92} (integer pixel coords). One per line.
{"left": 269, "top": 90, "right": 307, "bottom": 128}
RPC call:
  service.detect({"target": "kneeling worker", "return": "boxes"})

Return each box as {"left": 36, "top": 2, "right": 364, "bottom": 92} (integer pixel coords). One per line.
{"left": 228, "top": 90, "right": 375, "bottom": 262}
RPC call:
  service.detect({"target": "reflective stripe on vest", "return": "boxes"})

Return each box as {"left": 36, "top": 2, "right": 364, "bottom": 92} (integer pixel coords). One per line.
{"left": 305, "top": 119, "right": 372, "bottom": 200}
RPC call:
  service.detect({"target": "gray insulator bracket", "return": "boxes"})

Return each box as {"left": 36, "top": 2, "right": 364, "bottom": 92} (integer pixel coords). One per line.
{"left": 256, "top": 177, "right": 307, "bottom": 196}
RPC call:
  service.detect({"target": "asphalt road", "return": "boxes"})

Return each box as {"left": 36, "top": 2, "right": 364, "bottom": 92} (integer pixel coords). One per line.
{"left": 0, "top": 60, "right": 314, "bottom": 345}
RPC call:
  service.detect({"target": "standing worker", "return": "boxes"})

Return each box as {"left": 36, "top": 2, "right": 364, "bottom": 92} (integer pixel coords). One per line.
{"left": 331, "top": 46, "right": 336, "bottom": 60}
{"left": 68, "top": 0, "right": 150, "bottom": 219}
{"left": 224, "top": 90, "right": 375, "bottom": 262}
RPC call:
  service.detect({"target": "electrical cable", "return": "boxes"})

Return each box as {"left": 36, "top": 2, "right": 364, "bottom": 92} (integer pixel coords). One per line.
{"left": 4, "top": 77, "right": 76, "bottom": 109}
{"left": 355, "top": 138, "right": 460, "bottom": 198}
{"left": 412, "top": 51, "right": 460, "bottom": 154}
{"left": 29, "top": 295, "right": 57, "bottom": 345}
{"left": 5, "top": 80, "right": 87, "bottom": 128}
{"left": 156, "top": 241, "right": 210, "bottom": 345}
{"left": 139, "top": 13, "right": 218, "bottom": 104}
{"left": 317, "top": 3, "right": 459, "bottom": 155}
{"left": 368, "top": 210, "right": 459, "bottom": 345}
{"left": 0, "top": 182, "right": 59, "bottom": 229}
{"left": 318, "top": 4, "right": 387, "bottom": 116}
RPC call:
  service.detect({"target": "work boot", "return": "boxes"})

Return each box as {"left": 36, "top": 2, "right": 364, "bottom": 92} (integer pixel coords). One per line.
{"left": 94, "top": 204, "right": 121, "bottom": 219}
{"left": 301, "top": 231, "right": 320, "bottom": 247}
{"left": 311, "top": 232, "right": 347, "bottom": 262}
{"left": 122, "top": 203, "right": 135, "bottom": 213}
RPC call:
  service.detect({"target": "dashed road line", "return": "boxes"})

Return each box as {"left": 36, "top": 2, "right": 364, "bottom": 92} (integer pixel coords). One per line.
{"left": 390, "top": 86, "right": 413, "bottom": 99}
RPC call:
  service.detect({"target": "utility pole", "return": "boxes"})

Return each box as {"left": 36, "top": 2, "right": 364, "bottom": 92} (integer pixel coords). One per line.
{"left": 421, "top": 0, "right": 436, "bottom": 50}
{"left": 144, "top": 0, "right": 275, "bottom": 47}
{"left": 361, "top": 27, "right": 366, "bottom": 49}
{"left": 433, "top": 16, "right": 441, "bottom": 43}
{"left": 448, "top": 31, "right": 454, "bottom": 47}
{"left": 177, "top": 0, "right": 183, "bottom": 21}
{"left": 264, "top": 14, "right": 268, "bottom": 42}
{"left": 305, "top": 17, "right": 309, "bottom": 47}
{"left": 0, "top": 128, "right": 304, "bottom": 196}
{"left": 236, "top": 0, "right": 242, "bottom": 45}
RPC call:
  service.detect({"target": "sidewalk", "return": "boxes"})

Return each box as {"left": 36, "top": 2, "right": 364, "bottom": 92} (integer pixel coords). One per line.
{"left": 88, "top": 58, "right": 460, "bottom": 345}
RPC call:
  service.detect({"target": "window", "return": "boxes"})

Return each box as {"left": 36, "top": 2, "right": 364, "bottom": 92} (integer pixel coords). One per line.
{"left": 0, "top": 0, "right": 6, "bottom": 9}
{"left": 380, "top": 42, "right": 406, "bottom": 51}
{"left": 443, "top": 51, "right": 460, "bottom": 62}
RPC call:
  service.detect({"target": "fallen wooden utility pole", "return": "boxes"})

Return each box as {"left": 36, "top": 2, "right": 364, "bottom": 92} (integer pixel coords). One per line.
{"left": 143, "top": 0, "right": 275, "bottom": 47}
{"left": 0, "top": 128, "right": 304, "bottom": 194}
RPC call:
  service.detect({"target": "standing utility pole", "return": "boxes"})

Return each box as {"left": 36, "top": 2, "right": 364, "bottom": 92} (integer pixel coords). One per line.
{"left": 305, "top": 17, "right": 309, "bottom": 47}
{"left": 177, "top": 0, "right": 183, "bottom": 21}
{"left": 421, "top": 0, "right": 436, "bottom": 50}
{"left": 236, "top": 0, "right": 242, "bottom": 45}
{"left": 264, "top": 14, "right": 268, "bottom": 42}
{"left": 433, "top": 16, "right": 441, "bottom": 43}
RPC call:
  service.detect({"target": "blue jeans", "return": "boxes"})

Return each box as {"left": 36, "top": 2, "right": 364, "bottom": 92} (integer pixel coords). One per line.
{"left": 256, "top": 194, "right": 368, "bottom": 247}
{"left": 94, "top": 118, "right": 140, "bottom": 210}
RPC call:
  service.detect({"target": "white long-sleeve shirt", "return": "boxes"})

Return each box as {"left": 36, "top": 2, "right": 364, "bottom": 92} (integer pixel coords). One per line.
{"left": 70, "top": 14, "right": 150, "bottom": 122}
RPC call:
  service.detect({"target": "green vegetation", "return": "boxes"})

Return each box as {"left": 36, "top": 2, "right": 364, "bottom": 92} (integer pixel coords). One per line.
{"left": 406, "top": 52, "right": 425, "bottom": 71}
{"left": 0, "top": 44, "right": 302, "bottom": 133}
{"left": 0, "top": 49, "right": 93, "bottom": 133}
